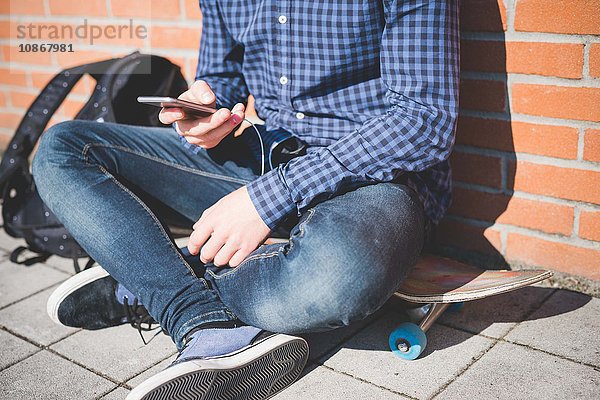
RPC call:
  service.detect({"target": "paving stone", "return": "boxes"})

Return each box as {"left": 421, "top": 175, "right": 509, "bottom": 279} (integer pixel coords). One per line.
{"left": 0, "top": 226, "right": 28, "bottom": 254}
{"left": 273, "top": 365, "right": 408, "bottom": 399}
{"left": 302, "top": 310, "right": 384, "bottom": 363}
{"left": 0, "top": 259, "right": 68, "bottom": 309}
{"left": 505, "top": 290, "right": 600, "bottom": 367}
{"left": 44, "top": 255, "right": 82, "bottom": 276}
{"left": 0, "top": 329, "right": 39, "bottom": 370}
{"left": 438, "top": 285, "right": 554, "bottom": 339}
{"left": 126, "top": 353, "right": 177, "bottom": 387}
{"left": 0, "top": 287, "right": 79, "bottom": 346}
{"left": 321, "top": 312, "right": 494, "bottom": 399}
{"left": 50, "top": 324, "right": 177, "bottom": 382}
{"left": 437, "top": 341, "right": 600, "bottom": 400}
{"left": 99, "top": 386, "right": 130, "bottom": 400}
{"left": 0, "top": 350, "right": 114, "bottom": 399}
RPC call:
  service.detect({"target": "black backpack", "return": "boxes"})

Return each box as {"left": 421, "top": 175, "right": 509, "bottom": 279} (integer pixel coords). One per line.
{"left": 0, "top": 51, "right": 188, "bottom": 272}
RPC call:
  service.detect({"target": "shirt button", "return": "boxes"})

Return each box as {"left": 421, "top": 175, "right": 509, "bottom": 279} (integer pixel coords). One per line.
{"left": 295, "top": 112, "right": 305, "bottom": 120}
{"left": 278, "top": 15, "right": 288, "bottom": 24}
{"left": 279, "top": 76, "right": 288, "bottom": 85}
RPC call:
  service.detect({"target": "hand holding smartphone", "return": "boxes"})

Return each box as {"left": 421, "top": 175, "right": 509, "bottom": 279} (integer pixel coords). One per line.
{"left": 137, "top": 96, "right": 217, "bottom": 118}
{"left": 141, "top": 80, "right": 245, "bottom": 150}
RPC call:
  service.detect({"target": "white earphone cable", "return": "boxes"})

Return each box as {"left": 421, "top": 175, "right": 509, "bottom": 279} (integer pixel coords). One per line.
{"left": 244, "top": 118, "right": 265, "bottom": 176}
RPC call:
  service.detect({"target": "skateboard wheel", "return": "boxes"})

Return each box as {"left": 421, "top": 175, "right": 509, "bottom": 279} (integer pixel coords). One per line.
{"left": 448, "top": 302, "right": 464, "bottom": 312}
{"left": 389, "top": 322, "right": 427, "bottom": 360}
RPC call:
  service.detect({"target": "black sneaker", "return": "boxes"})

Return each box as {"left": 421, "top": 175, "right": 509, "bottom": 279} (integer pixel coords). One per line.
{"left": 47, "top": 266, "right": 157, "bottom": 336}
{"left": 126, "top": 328, "right": 309, "bottom": 400}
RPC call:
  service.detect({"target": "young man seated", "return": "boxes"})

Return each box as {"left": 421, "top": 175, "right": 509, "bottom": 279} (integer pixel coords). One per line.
{"left": 33, "top": 1, "right": 459, "bottom": 399}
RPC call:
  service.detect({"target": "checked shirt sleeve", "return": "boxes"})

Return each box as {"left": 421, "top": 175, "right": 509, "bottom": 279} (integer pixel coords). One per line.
{"left": 196, "top": 0, "right": 249, "bottom": 109}
{"left": 248, "top": 0, "right": 460, "bottom": 229}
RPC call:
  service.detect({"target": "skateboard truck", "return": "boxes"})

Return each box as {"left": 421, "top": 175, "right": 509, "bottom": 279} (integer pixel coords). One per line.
{"left": 390, "top": 255, "right": 552, "bottom": 361}
{"left": 389, "top": 302, "right": 456, "bottom": 360}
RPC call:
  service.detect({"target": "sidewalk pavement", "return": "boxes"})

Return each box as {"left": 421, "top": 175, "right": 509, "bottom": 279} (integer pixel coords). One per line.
{"left": 1, "top": 230, "right": 598, "bottom": 400}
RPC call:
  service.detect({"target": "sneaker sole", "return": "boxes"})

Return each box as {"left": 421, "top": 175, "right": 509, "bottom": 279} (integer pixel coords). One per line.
{"left": 46, "top": 266, "right": 110, "bottom": 326}
{"left": 126, "top": 334, "right": 309, "bottom": 400}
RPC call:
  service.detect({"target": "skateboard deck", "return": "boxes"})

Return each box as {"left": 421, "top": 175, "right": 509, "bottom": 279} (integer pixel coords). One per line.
{"left": 395, "top": 255, "right": 553, "bottom": 304}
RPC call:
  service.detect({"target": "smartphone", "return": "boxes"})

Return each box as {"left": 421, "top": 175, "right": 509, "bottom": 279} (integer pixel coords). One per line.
{"left": 137, "top": 96, "right": 216, "bottom": 117}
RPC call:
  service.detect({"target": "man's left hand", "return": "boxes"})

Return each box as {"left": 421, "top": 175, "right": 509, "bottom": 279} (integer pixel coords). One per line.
{"left": 188, "top": 186, "right": 271, "bottom": 267}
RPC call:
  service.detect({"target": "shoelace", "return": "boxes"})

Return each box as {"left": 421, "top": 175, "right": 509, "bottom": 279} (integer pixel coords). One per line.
{"left": 122, "top": 296, "right": 160, "bottom": 345}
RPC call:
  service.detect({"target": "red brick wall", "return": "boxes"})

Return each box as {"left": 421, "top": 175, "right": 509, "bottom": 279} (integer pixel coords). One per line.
{"left": 1, "top": 1, "right": 599, "bottom": 280}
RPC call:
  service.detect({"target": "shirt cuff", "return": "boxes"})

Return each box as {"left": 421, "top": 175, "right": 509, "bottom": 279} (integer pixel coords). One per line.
{"left": 246, "top": 167, "right": 296, "bottom": 230}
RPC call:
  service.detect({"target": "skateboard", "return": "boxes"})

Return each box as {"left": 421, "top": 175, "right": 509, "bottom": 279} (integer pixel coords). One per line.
{"left": 391, "top": 255, "right": 552, "bottom": 360}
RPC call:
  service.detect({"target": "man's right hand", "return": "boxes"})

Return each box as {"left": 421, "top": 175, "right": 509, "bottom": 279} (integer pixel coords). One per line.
{"left": 159, "top": 80, "right": 245, "bottom": 149}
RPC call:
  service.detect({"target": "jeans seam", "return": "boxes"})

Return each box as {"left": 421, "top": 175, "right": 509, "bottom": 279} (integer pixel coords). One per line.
{"left": 287, "top": 208, "right": 316, "bottom": 253}
{"left": 82, "top": 143, "right": 252, "bottom": 185}
{"left": 205, "top": 251, "right": 281, "bottom": 280}
{"left": 91, "top": 161, "right": 201, "bottom": 284}
{"left": 176, "top": 310, "right": 234, "bottom": 344}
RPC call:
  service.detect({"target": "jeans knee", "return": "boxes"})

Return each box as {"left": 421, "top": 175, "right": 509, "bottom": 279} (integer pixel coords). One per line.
{"left": 34, "top": 121, "right": 84, "bottom": 169}
{"left": 33, "top": 120, "right": 94, "bottom": 197}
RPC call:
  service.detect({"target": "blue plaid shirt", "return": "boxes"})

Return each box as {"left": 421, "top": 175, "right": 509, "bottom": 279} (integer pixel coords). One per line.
{"left": 188, "top": 0, "right": 459, "bottom": 229}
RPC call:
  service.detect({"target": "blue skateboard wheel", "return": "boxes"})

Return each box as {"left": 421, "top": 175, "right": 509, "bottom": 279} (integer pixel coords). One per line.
{"left": 389, "top": 322, "right": 427, "bottom": 360}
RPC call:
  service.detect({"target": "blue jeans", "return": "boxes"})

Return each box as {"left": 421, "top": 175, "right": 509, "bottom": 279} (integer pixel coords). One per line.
{"left": 32, "top": 120, "right": 425, "bottom": 350}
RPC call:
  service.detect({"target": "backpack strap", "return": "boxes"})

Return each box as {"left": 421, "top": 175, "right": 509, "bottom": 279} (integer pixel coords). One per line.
{"left": 9, "top": 246, "right": 52, "bottom": 266}
{"left": 0, "top": 57, "right": 117, "bottom": 192}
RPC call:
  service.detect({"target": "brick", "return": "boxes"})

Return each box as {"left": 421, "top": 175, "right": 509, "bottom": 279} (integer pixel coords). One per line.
{"left": 56, "top": 97, "right": 85, "bottom": 118}
{"left": 515, "top": 0, "right": 600, "bottom": 35}
{"left": 450, "top": 151, "right": 503, "bottom": 189}
{"left": 111, "top": 0, "right": 181, "bottom": 19}
{"left": 9, "top": 89, "right": 36, "bottom": 108}
{"left": 460, "top": 79, "right": 506, "bottom": 113}
{"left": 184, "top": 0, "right": 203, "bottom": 20}
{"left": 68, "top": 21, "right": 147, "bottom": 47}
{"left": 512, "top": 84, "right": 600, "bottom": 122}
{"left": 0, "top": 67, "right": 28, "bottom": 86}
{"left": 0, "top": 21, "right": 9, "bottom": 39}
{"left": 150, "top": 25, "right": 201, "bottom": 50}
{"left": 506, "top": 233, "right": 600, "bottom": 280}
{"left": 461, "top": 41, "right": 584, "bottom": 79}
{"left": 48, "top": 0, "right": 108, "bottom": 16}
{"left": 1, "top": 44, "right": 53, "bottom": 66}
{"left": 456, "top": 117, "right": 579, "bottom": 159}
{"left": 509, "top": 161, "right": 600, "bottom": 205}
{"left": 0, "top": 133, "right": 12, "bottom": 148}
{"left": 187, "top": 58, "right": 199, "bottom": 80}
{"left": 579, "top": 210, "right": 600, "bottom": 242}
{"left": 56, "top": 49, "right": 114, "bottom": 69}
{"left": 583, "top": 129, "right": 600, "bottom": 163}
{"left": 0, "top": 91, "right": 5, "bottom": 107}
{"left": 46, "top": 115, "right": 68, "bottom": 129}
{"left": 460, "top": 0, "right": 506, "bottom": 32}
{"left": 449, "top": 188, "right": 574, "bottom": 235}
{"left": 435, "top": 218, "right": 502, "bottom": 255}
{"left": 0, "top": 112, "right": 24, "bottom": 130}
{"left": 590, "top": 44, "right": 600, "bottom": 78}
{"left": 1, "top": 0, "right": 45, "bottom": 15}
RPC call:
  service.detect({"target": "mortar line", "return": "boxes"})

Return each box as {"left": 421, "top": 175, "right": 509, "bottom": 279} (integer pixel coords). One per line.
{"left": 430, "top": 287, "right": 559, "bottom": 398}
{"left": 0, "top": 322, "right": 125, "bottom": 386}
{"left": 307, "top": 309, "right": 390, "bottom": 368}
{"left": 0, "top": 277, "right": 69, "bottom": 312}
{"left": 428, "top": 338, "right": 499, "bottom": 399}
{"left": 316, "top": 363, "right": 418, "bottom": 400}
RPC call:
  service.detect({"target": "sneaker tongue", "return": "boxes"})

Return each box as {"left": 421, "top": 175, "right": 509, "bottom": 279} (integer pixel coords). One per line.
{"left": 115, "top": 283, "right": 138, "bottom": 305}
{"left": 182, "top": 326, "right": 263, "bottom": 359}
